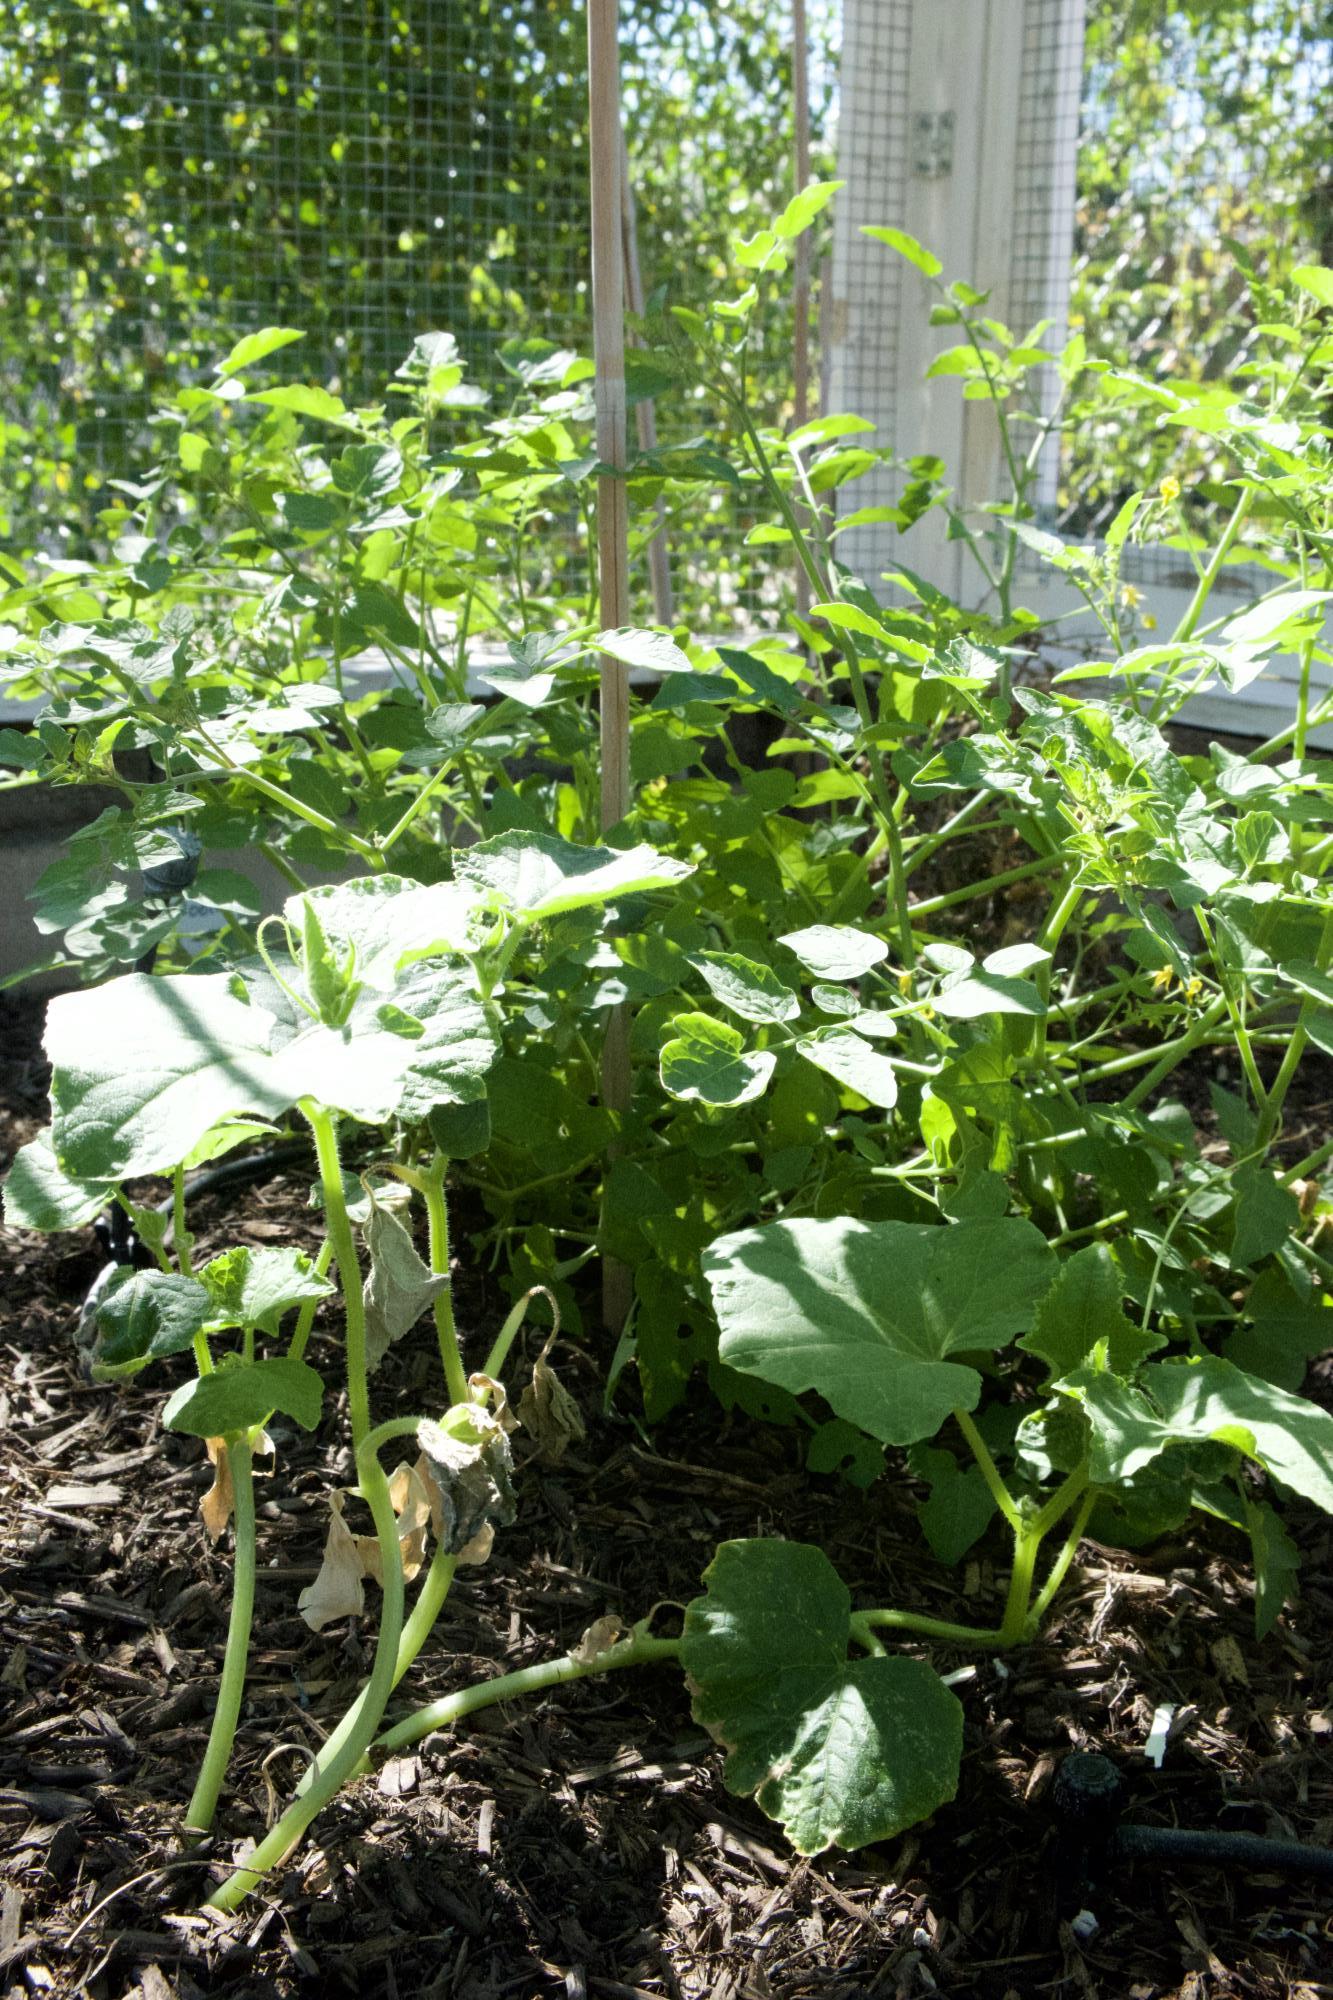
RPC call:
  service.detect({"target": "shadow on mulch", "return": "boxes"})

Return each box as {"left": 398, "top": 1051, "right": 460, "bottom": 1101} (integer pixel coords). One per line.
{"left": 1, "top": 996, "right": 1331, "bottom": 2000}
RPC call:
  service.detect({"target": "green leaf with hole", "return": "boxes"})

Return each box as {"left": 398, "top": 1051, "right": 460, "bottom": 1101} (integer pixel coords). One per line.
{"left": 682, "top": 1539, "right": 963, "bottom": 1854}
{"left": 659, "top": 1014, "right": 775, "bottom": 1107}
{"left": 703, "top": 1217, "right": 1055, "bottom": 1446}
{"left": 162, "top": 1356, "right": 325, "bottom": 1438}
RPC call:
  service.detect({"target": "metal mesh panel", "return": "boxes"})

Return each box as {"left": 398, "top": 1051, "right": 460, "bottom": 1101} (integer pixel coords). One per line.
{"left": 1, "top": 3, "right": 594, "bottom": 530}
{"left": 1063, "top": 0, "right": 1332, "bottom": 581}
{"left": 0, "top": 0, "right": 842, "bottom": 620}
{"left": 1010, "top": 0, "right": 1086, "bottom": 514}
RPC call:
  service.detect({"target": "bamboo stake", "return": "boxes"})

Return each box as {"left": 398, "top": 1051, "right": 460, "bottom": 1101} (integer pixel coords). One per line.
{"left": 621, "top": 128, "right": 674, "bottom": 626}
{"left": 791, "top": 0, "right": 813, "bottom": 622}
{"left": 587, "top": 0, "right": 633, "bottom": 1331}
{"left": 588, "top": 0, "right": 631, "bottom": 830}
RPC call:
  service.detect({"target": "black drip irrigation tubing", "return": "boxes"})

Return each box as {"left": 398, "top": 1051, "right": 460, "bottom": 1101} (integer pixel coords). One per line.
{"left": 90, "top": 1140, "right": 313, "bottom": 1273}
{"left": 1053, "top": 1752, "right": 1333, "bottom": 1882}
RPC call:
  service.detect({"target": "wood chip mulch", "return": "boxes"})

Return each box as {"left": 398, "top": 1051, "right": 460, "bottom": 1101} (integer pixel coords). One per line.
{"left": 2, "top": 993, "right": 1331, "bottom": 2000}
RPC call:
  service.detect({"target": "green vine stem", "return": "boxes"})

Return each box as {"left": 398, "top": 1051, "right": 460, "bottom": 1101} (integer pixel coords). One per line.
{"left": 423, "top": 1158, "right": 468, "bottom": 1406}
{"left": 172, "top": 1165, "right": 194, "bottom": 1276}
{"left": 286, "top": 1237, "right": 335, "bottom": 1365}
{"left": 304, "top": 1104, "right": 370, "bottom": 1453}
{"left": 288, "top": 1416, "right": 459, "bottom": 1804}
{"left": 952, "top": 1408, "right": 1022, "bottom": 1532}
{"left": 184, "top": 1437, "right": 257, "bottom": 1835}
{"left": 374, "top": 1620, "right": 683, "bottom": 1759}
{"left": 203, "top": 1434, "right": 406, "bottom": 1914}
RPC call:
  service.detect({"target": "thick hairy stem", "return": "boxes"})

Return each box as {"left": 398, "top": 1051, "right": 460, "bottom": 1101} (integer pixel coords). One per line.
{"left": 294, "top": 1534, "right": 460, "bottom": 1802}
{"left": 184, "top": 1439, "right": 256, "bottom": 1835}
{"left": 375, "top": 1626, "right": 682, "bottom": 1757}
{"left": 204, "top": 1444, "right": 405, "bottom": 1913}
{"left": 423, "top": 1159, "right": 468, "bottom": 1406}
{"left": 953, "top": 1408, "right": 1022, "bottom": 1532}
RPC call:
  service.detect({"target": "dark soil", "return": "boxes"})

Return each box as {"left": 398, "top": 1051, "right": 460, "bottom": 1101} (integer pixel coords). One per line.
{"left": 2, "top": 991, "right": 1332, "bottom": 2000}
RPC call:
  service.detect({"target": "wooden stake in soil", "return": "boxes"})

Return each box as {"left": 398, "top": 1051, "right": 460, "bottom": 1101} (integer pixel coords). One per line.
{"left": 791, "top": 0, "right": 814, "bottom": 622}
{"left": 621, "top": 128, "right": 674, "bottom": 627}
{"left": 587, "top": 0, "right": 634, "bottom": 1331}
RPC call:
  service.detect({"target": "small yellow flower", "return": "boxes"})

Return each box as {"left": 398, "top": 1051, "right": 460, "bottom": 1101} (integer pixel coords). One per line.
{"left": 1159, "top": 474, "right": 1181, "bottom": 505}
{"left": 1142, "top": 613, "right": 1157, "bottom": 630}
{"left": 1151, "top": 966, "right": 1173, "bottom": 995}
{"left": 1183, "top": 976, "right": 1203, "bottom": 1001}
{"left": 1120, "top": 583, "right": 1143, "bottom": 610}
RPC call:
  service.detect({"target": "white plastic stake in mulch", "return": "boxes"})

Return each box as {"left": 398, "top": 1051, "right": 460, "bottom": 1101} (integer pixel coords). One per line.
{"left": 1144, "top": 1701, "right": 1176, "bottom": 1768}
{"left": 587, "top": 0, "right": 633, "bottom": 1331}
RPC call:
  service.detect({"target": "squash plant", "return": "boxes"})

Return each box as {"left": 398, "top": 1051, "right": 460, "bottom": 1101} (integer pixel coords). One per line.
{"left": 5, "top": 192, "right": 1333, "bottom": 1900}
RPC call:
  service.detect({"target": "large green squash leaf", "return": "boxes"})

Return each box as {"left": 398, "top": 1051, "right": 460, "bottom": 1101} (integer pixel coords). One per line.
{"left": 703, "top": 1217, "right": 1055, "bottom": 1445}
{"left": 2, "top": 1127, "right": 115, "bottom": 1231}
{"left": 454, "top": 830, "right": 692, "bottom": 920}
{"left": 1072, "top": 1355, "right": 1333, "bottom": 1514}
{"left": 162, "top": 1356, "right": 325, "bottom": 1437}
{"left": 682, "top": 1540, "right": 962, "bottom": 1854}
{"left": 47, "top": 953, "right": 495, "bottom": 1181}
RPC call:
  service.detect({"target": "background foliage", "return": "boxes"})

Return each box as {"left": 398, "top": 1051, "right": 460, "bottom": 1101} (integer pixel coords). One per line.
{"left": 0, "top": 0, "right": 1328, "bottom": 556}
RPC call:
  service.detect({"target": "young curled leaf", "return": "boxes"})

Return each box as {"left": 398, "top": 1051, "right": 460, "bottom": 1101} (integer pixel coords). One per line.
{"left": 416, "top": 1405, "right": 517, "bottom": 1564}
{"left": 516, "top": 1336, "right": 587, "bottom": 1464}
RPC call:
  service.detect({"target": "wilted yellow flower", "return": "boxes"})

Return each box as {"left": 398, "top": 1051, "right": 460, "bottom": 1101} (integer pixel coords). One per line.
{"left": 1183, "top": 976, "right": 1203, "bottom": 1001}
{"left": 1159, "top": 474, "right": 1181, "bottom": 505}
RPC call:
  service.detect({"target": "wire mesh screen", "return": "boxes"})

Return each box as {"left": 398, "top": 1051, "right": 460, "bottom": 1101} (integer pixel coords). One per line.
{"left": 2, "top": 0, "right": 1329, "bottom": 608}
{"left": 0, "top": 0, "right": 838, "bottom": 628}
{"left": 1061, "top": 0, "right": 1332, "bottom": 583}
{"left": 1, "top": 1, "right": 592, "bottom": 546}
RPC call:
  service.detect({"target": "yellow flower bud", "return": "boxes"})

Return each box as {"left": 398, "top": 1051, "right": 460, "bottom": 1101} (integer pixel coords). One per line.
{"left": 1159, "top": 474, "right": 1181, "bottom": 505}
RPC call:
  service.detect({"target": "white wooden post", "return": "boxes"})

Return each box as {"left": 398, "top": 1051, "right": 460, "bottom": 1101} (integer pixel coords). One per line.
{"left": 826, "top": 0, "right": 1086, "bottom": 604}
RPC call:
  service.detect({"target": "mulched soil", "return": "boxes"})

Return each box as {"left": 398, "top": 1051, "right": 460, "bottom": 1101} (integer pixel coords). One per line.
{"left": 2, "top": 990, "right": 1332, "bottom": 2000}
